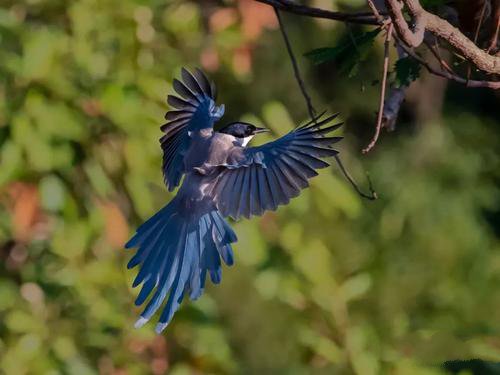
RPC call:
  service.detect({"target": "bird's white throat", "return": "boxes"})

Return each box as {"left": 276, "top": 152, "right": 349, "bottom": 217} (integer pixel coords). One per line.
{"left": 241, "top": 135, "right": 254, "bottom": 147}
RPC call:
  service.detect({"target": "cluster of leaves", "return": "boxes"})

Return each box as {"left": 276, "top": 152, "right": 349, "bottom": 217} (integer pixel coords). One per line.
{"left": 394, "top": 57, "right": 422, "bottom": 87}
{"left": 304, "top": 28, "right": 381, "bottom": 77}
{"left": 304, "top": 28, "right": 422, "bottom": 88}
{"left": 0, "top": 1, "right": 499, "bottom": 374}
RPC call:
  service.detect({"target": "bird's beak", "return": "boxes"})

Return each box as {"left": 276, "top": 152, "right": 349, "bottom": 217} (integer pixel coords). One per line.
{"left": 253, "top": 127, "right": 269, "bottom": 134}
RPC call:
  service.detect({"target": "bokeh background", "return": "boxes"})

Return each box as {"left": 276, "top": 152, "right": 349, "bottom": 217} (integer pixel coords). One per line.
{"left": 0, "top": 0, "right": 499, "bottom": 374}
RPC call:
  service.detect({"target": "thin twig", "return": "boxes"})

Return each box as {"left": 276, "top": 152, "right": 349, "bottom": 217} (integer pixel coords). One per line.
{"left": 487, "top": 5, "right": 500, "bottom": 53}
{"left": 425, "top": 38, "right": 455, "bottom": 75}
{"left": 256, "top": 0, "right": 381, "bottom": 25}
{"left": 274, "top": 8, "right": 316, "bottom": 119}
{"left": 334, "top": 156, "right": 378, "bottom": 200}
{"left": 467, "top": 0, "right": 488, "bottom": 81}
{"left": 363, "top": 23, "right": 393, "bottom": 154}
{"left": 273, "top": 7, "right": 378, "bottom": 200}
{"left": 397, "top": 38, "right": 500, "bottom": 89}
{"left": 473, "top": 1, "right": 488, "bottom": 44}
{"left": 366, "top": 0, "right": 385, "bottom": 24}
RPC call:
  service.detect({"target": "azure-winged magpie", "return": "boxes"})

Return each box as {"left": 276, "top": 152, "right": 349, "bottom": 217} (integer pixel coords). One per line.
{"left": 125, "top": 68, "right": 343, "bottom": 333}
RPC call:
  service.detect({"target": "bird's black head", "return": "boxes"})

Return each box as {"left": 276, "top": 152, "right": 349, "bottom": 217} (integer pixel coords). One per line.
{"left": 218, "top": 122, "right": 269, "bottom": 138}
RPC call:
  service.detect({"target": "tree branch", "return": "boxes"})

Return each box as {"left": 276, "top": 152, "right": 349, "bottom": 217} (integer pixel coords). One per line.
{"left": 334, "top": 157, "right": 378, "bottom": 200}
{"left": 397, "top": 38, "right": 500, "bottom": 89}
{"left": 259, "top": 0, "right": 500, "bottom": 75}
{"left": 380, "top": 1, "right": 500, "bottom": 85}
{"left": 363, "top": 23, "right": 393, "bottom": 154}
{"left": 487, "top": 1, "right": 500, "bottom": 53}
{"left": 274, "top": 8, "right": 316, "bottom": 118}
{"left": 385, "top": 0, "right": 426, "bottom": 47}
{"left": 424, "top": 37, "right": 455, "bottom": 75}
{"left": 369, "top": 0, "right": 409, "bottom": 131}
{"left": 273, "top": 8, "right": 378, "bottom": 200}
{"left": 366, "top": 0, "right": 386, "bottom": 24}
{"left": 374, "top": 0, "right": 500, "bottom": 75}
{"left": 414, "top": 2, "right": 500, "bottom": 74}
{"left": 256, "top": 0, "right": 381, "bottom": 25}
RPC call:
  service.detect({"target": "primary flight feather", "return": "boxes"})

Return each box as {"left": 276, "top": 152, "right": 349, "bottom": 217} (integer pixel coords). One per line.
{"left": 125, "top": 68, "right": 342, "bottom": 333}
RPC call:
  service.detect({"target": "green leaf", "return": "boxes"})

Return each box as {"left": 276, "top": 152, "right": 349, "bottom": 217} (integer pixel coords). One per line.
{"left": 40, "top": 175, "right": 67, "bottom": 212}
{"left": 395, "top": 57, "right": 421, "bottom": 87}
{"left": 304, "top": 28, "right": 381, "bottom": 77}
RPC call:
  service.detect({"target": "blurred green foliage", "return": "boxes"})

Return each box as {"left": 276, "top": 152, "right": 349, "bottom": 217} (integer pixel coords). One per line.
{"left": 0, "top": 1, "right": 499, "bottom": 374}
{"left": 304, "top": 28, "right": 381, "bottom": 77}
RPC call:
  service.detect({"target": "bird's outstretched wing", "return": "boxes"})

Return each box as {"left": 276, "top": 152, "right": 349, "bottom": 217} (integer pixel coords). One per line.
{"left": 161, "top": 68, "right": 224, "bottom": 191}
{"left": 207, "top": 114, "right": 342, "bottom": 219}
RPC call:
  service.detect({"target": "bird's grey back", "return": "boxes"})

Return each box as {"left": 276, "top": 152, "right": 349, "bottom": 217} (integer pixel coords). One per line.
{"left": 183, "top": 130, "right": 240, "bottom": 172}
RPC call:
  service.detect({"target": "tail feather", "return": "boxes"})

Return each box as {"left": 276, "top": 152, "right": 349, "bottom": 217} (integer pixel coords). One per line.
{"left": 127, "top": 223, "right": 167, "bottom": 269}
{"left": 135, "top": 276, "right": 156, "bottom": 306}
{"left": 188, "top": 256, "right": 202, "bottom": 300}
{"left": 218, "top": 244, "right": 234, "bottom": 266}
{"left": 136, "top": 224, "right": 186, "bottom": 324}
{"left": 126, "top": 201, "right": 237, "bottom": 333}
{"left": 131, "top": 234, "right": 165, "bottom": 287}
{"left": 124, "top": 219, "right": 162, "bottom": 250}
{"left": 134, "top": 228, "right": 175, "bottom": 306}
{"left": 209, "top": 269, "right": 222, "bottom": 284}
{"left": 125, "top": 204, "right": 171, "bottom": 249}
{"left": 211, "top": 212, "right": 236, "bottom": 266}
{"left": 156, "top": 230, "right": 194, "bottom": 332}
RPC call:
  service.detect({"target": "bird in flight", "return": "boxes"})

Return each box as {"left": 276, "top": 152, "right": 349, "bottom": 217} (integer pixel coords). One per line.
{"left": 125, "top": 68, "right": 342, "bottom": 333}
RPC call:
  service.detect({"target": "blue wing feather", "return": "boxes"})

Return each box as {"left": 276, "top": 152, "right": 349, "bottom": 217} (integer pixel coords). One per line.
{"left": 209, "top": 113, "right": 343, "bottom": 219}
{"left": 160, "top": 68, "right": 224, "bottom": 191}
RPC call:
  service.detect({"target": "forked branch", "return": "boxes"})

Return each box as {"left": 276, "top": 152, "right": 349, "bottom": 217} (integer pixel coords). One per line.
{"left": 257, "top": 0, "right": 500, "bottom": 75}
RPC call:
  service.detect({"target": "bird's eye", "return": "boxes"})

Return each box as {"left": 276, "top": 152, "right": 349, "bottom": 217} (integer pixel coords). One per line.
{"left": 247, "top": 125, "right": 256, "bottom": 135}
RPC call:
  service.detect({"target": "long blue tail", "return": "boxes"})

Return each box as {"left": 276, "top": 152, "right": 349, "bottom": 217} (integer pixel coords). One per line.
{"left": 125, "top": 199, "right": 237, "bottom": 333}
